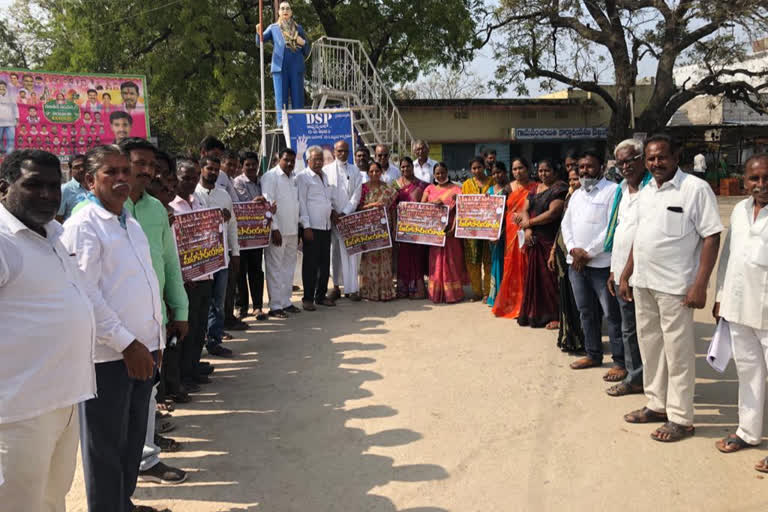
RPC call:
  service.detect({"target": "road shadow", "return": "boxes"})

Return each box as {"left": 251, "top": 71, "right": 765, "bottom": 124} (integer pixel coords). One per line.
{"left": 133, "top": 296, "right": 449, "bottom": 512}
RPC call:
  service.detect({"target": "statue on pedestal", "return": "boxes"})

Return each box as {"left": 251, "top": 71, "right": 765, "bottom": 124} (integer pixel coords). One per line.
{"left": 257, "top": 1, "right": 311, "bottom": 125}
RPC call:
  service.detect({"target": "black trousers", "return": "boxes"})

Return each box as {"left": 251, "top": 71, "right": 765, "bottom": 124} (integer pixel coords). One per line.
{"left": 302, "top": 228, "right": 331, "bottom": 302}
{"left": 238, "top": 248, "right": 264, "bottom": 312}
{"left": 80, "top": 359, "right": 155, "bottom": 512}
{"left": 180, "top": 280, "right": 213, "bottom": 383}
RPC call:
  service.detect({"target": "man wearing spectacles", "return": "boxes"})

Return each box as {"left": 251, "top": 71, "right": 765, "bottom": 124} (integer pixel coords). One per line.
{"left": 372, "top": 144, "right": 400, "bottom": 184}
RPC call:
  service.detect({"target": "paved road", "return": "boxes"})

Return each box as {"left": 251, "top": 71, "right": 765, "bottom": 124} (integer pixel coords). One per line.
{"left": 65, "top": 196, "right": 768, "bottom": 511}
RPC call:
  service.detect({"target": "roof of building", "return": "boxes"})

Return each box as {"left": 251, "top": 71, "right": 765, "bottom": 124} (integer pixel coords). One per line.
{"left": 395, "top": 98, "right": 592, "bottom": 109}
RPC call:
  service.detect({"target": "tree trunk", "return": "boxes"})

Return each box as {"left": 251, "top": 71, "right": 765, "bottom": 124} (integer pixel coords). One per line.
{"left": 607, "top": 82, "right": 633, "bottom": 151}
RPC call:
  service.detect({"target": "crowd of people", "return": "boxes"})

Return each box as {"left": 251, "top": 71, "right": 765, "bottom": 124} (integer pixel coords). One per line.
{"left": 1, "top": 130, "right": 768, "bottom": 512}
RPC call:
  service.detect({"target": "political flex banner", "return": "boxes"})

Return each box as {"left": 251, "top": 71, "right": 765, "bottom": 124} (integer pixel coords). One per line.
{"left": 336, "top": 206, "right": 392, "bottom": 256}
{"left": 395, "top": 202, "right": 450, "bottom": 247}
{"left": 283, "top": 108, "right": 354, "bottom": 170}
{"left": 233, "top": 202, "right": 271, "bottom": 250}
{"left": 172, "top": 208, "right": 227, "bottom": 282}
{"left": 0, "top": 68, "right": 149, "bottom": 160}
{"left": 455, "top": 194, "right": 506, "bottom": 241}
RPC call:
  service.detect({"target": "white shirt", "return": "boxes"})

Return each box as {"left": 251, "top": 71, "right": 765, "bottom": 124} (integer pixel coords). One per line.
{"left": 61, "top": 202, "right": 165, "bottom": 363}
{"left": 610, "top": 182, "right": 641, "bottom": 280}
{"left": 261, "top": 166, "right": 299, "bottom": 236}
{"left": 195, "top": 183, "right": 240, "bottom": 257}
{"left": 215, "top": 171, "right": 240, "bottom": 203}
{"left": 0, "top": 204, "right": 96, "bottom": 424}
{"left": 324, "top": 159, "right": 362, "bottom": 215}
{"left": 716, "top": 197, "right": 768, "bottom": 330}
{"left": 413, "top": 158, "right": 437, "bottom": 184}
{"left": 560, "top": 178, "right": 618, "bottom": 268}
{"left": 297, "top": 168, "right": 334, "bottom": 230}
{"left": 631, "top": 169, "right": 723, "bottom": 295}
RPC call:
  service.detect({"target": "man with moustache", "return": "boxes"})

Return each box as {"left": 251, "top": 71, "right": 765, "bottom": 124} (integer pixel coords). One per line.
{"left": 412, "top": 139, "right": 437, "bottom": 183}
{"left": 604, "top": 139, "right": 652, "bottom": 397}
{"left": 117, "top": 138, "right": 189, "bottom": 486}
{"left": 620, "top": 134, "right": 722, "bottom": 442}
{"left": 324, "top": 140, "right": 362, "bottom": 301}
{"left": 713, "top": 154, "right": 768, "bottom": 469}
{"left": 261, "top": 148, "right": 301, "bottom": 318}
{"left": 195, "top": 155, "right": 240, "bottom": 357}
{"left": 56, "top": 153, "right": 87, "bottom": 221}
{"left": 372, "top": 144, "right": 400, "bottom": 184}
{"left": 355, "top": 146, "right": 371, "bottom": 181}
{"left": 0, "top": 150, "right": 96, "bottom": 511}
{"left": 61, "top": 145, "right": 163, "bottom": 512}
{"left": 170, "top": 157, "right": 216, "bottom": 392}
{"left": 297, "top": 146, "right": 336, "bottom": 310}
{"left": 109, "top": 111, "right": 133, "bottom": 142}
{"left": 561, "top": 149, "right": 624, "bottom": 378}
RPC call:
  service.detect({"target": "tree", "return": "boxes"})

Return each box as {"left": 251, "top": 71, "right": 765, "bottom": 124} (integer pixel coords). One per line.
{"left": 2, "top": 0, "right": 484, "bottom": 148}
{"left": 480, "top": 1, "right": 768, "bottom": 146}
{"left": 396, "top": 68, "right": 489, "bottom": 99}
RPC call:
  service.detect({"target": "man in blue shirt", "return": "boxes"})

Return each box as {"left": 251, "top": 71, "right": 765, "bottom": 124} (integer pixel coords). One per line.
{"left": 56, "top": 154, "right": 87, "bottom": 221}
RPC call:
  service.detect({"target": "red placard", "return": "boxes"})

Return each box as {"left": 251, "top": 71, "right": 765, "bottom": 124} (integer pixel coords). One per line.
{"left": 395, "top": 202, "right": 449, "bottom": 247}
{"left": 172, "top": 208, "right": 227, "bottom": 282}
{"left": 455, "top": 194, "right": 505, "bottom": 240}
{"left": 336, "top": 206, "right": 392, "bottom": 255}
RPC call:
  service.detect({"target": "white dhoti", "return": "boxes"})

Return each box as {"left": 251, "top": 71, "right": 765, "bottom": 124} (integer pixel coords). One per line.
{"left": 730, "top": 321, "right": 768, "bottom": 445}
{"left": 331, "top": 228, "right": 360, "bottom": 293}
{"left": 265, "top": 234, "right": 298, "bottom": 310}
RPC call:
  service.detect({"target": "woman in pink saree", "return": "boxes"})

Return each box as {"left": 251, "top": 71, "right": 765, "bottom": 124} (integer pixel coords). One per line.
{"left": 421, "top": 163, "right": 467, "bottom": 303}
{"left": 394, "top": 157, "right": 429, "bottom": 298}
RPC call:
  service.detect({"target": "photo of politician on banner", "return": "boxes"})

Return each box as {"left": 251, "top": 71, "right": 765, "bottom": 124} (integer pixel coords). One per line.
{"left": 172, "top": 208, "right": 227, "bottom": 282}
{"left": 455, "top": 194, "right": 506, "bottom": 241}
{"left": 335, "top": 206, "right": 392, "bottom": 256}
{"left": 283, "top": 108, "right": 355, "bottom": 170}
{"left": 0, "top": 68, "right": 149, "bottom": 160}
{"left": 395, "top": 202, "right": 449, "bottom": 247}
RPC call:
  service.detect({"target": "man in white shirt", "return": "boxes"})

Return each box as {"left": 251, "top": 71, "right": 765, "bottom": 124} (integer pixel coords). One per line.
{"left": 170, "top": 158, "right": 216, "bottom": 393}
{"left": 605, "top": 139, "right": 650, "bottom": 397}
{"left": 620, "top": 134, "right": 722, "bottom": 442}
{"left": 261, "top": 148, "right": 302, "bottom": 318}
{"left": 194, "top": 155, "right": 241, "bottom": 357}
{"left": 713, "top": 154, "right": 768, "bottom": 464}
{"left": 0, "top": 150, "right": 96, "bottom": 512}
{"left": 373, "top": 144, "right": 401, "bottom": 184}
{"left": 560, "top": 149, "right": 624, "bottom": 378}
{"left": 298, "top": 146, "right": 337, "bottom": 310}
{"left": 324, "top": 140, "right": 363, "bottom": 301}
{"left": 355, "top": 146, "right": 372, "bottom": 179}
{"left": 412, "top": 139, "right": 437, "bottom": 184}
{"left": 61, "top": 145, "right": 163, "bottom": 512}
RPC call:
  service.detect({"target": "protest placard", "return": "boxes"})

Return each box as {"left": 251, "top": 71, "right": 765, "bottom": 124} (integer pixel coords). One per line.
{"left": 395, "top": 202, "right": 449, "bottom": 247}
{"left": 233, "top": 202, "right": 271, "bottom": 250}
{"left": 172, "top": 208, "right": 227, "bottom": 282}
{"left": 336, "top": 206, "right": 391, "bottom": 256}
{"left": 455, "top": 194, "right": 506, "bottom": 240}
{"left": 0, "top": 68, "right": 149, "bottom": 163}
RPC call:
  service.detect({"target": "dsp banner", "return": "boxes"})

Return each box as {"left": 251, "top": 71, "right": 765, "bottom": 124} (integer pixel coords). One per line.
{"left": 0, "top": 68, "right": 149, "bottom": 160}
{"left": 455, "top": 194, "right": 506, "bottom": 240}
{"left": 233, "top": 202, "right": 272, "bottom": 250}
{"left": 172, "top": 208, "right": 227, "bottom": 282}
{"left": 283, "top": 108, "right": 354, "bottom": 170}
{"left": 336, "top": 206, "right": 392, "bottom": 256}
{"left": 395, "top": 202, "right": 449, "bottom": 247}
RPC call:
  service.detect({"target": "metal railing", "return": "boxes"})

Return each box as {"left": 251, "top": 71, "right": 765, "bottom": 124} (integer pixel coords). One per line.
{"left": 310, "top": 37, "right": 414, "bottom": 156}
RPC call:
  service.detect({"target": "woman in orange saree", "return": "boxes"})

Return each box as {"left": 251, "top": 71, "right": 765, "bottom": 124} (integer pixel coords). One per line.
{"left": 492, "top": 157, "right": 538, "bottom": 318}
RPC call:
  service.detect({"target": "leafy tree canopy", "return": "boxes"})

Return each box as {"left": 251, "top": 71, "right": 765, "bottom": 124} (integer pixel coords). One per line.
{"left": 1, "top": 0, "right": 483, "bottom": 150}
{"left": 480, "top": 0, "right": 768, "bottom": 144}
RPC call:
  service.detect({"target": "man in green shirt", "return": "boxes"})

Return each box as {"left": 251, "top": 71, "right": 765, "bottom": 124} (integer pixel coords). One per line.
{"left": 118, "top": 138, "right": 190, "bottom": 489}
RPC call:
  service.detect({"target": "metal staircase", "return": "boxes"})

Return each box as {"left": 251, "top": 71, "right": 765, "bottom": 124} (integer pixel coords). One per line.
{"left": 309, "top": 36, "right": 414, "bottom": 156}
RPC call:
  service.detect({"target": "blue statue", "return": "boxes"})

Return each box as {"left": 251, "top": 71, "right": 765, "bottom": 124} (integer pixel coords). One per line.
{"left": 257, "top": 1, "right": 311, "bottom": 125}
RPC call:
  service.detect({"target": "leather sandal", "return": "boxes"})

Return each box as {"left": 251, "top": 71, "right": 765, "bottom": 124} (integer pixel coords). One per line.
{"left": 716, "top": 434, "right": 757, "bottom": 453}
{"left": 624, "top": 407, "right": 668, "bottom": 424}
{"left": 650, "top": 421, "right": 695, "bottom": 442}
